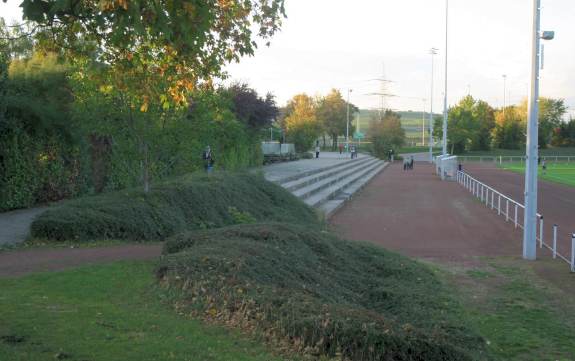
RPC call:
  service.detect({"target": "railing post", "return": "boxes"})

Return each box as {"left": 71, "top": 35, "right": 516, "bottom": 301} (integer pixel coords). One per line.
{"left": 539, "top": 216, "right": 544, "bottom": 248}
{"left": 491, "top": 191, "right": 494, "bottom": 209}
{"left": 481, "top": 185, "right": 484, "bottom": 202}
{"left": 506, "top": 200, "right": 509, "bottom": 222}
{"left": 486, "top": 188, "right": 489, "bottom": 206}
{"left": 498, "top": 195, "right": 501, "bottom": 215}
{"left": 514, "top": 204, "right": 518, "bottom": 228}
{"left": 553, "top": 224, "right": 557, "bottom": 259}
{"left": 571, "top": 234, "right": 575, "bottom": 273}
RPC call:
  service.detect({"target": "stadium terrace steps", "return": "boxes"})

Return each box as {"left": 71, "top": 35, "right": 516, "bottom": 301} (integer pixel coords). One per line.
{"left": 271, "top": 155, "right": 388, "bottom": 217}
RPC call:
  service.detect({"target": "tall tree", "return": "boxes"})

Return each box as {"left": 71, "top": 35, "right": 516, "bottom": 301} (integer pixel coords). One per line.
{"left": 283, "top": 94, "right": 321, "bottom": 152}
{"left": 492, "top": 106, "right": 525, "bottom": 150}
{"left": 316, "top": 89, "right": 357, "bottom": 149}
{"left": 551, "top": 117, "right": 575, "bottom": 147}
{"left": 518, "top": 98, "right": 567, "bottom": 148}
{"left": 434, "top": 96, "right": 495, "bottom": 154}
{"left": 369, "top": 110, "right": 405, "bottom": 159}
{"left": 224, "top": 82, "right": 278, "bottom": 131}
{"left": 17, "top": 0, "right": 286, "bottom": 109}
{"left": 471, "top": 100, "right": 495, "bottom": 151}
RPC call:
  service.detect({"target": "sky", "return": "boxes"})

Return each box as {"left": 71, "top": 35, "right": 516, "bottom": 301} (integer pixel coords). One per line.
{"left": 1, "top": 0, "right": 574, "bottom": 117}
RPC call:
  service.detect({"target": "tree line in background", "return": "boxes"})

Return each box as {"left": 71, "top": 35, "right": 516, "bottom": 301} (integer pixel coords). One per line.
{"left": 434, "top": 95, "right": 571, "bottom": 154}
{"left": 0, "top": 0, "right": 286, "bottom": 212}
{"left": 278, "top": 89, "right": 357, "bottom": 152}
{"left": 276, "top": 89, "right": 408, "bottom": 158}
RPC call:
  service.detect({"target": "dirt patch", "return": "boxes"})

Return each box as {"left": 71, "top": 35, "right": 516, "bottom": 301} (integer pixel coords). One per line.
{"left": 0, "top": 244, "right": 162, "bottom": 278}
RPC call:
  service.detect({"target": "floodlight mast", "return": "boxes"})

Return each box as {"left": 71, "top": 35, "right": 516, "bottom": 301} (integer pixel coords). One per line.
{"left": 429, "top": 48, "right": 438, "bottom": 163}
{"left": 442, "top": 0, "right": 449, "bottom": 156}
{"left": 346, "top": 89, "right": 352, "bottom": 152}
{"left": 523, "top": 0, "right": 554, "bottom": 260}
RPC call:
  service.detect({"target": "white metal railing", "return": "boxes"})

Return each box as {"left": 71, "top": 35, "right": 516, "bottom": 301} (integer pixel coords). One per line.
{"left": 456, "top": 170, "right": 575, "bottom": 272}
{"left": 458, "top": 155, "right": 575, "bottom": 164}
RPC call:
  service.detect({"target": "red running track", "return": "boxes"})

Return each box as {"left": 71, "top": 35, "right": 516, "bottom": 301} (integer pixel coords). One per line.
{"left": 330, "top": 162, "right": 522, "bottom": 265}
{"left": 464, "top": 163, "right": 575, "bottom": 261}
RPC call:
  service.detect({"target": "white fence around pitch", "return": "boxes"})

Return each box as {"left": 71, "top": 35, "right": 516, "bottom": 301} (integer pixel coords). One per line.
{"left": 456, "top": 170, "right": 575, "bottom": 272}
{"left": 459, "top": 155, "right": 575, "bottom": 164}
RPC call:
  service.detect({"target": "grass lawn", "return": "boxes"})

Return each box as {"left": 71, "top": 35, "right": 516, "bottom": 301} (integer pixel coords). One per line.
{"left": 448, "top": 257, "right": 575, "bottom": 361}
{"left": 500, "top": 162, "right": 575, "bottom": 187}
{"left": 0, "top": 261, "right": 292, "bottom": 361}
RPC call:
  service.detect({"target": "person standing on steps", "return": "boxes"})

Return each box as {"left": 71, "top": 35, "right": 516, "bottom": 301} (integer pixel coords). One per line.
{"left": 203, "top": 145, "right": 214, "bottom": 173}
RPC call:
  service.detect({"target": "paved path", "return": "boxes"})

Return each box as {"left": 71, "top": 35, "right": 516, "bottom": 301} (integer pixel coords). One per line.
{"left": 0, "top": 206, "right": 50, "bottom": 246}
{"left": 0, "top": 244, "right": 162, "bottom": 278}
{"left": 264, "top": 152, "right": 367, "bottom": 182}
{"left": 330, "top": 162, "right": 521, "bottom": 265}
{"left": 464, "top": 163, "right": 575, "bottom": 258}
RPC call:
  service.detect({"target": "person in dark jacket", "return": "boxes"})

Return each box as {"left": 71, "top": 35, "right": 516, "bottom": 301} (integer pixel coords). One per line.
{"left": 203, "top": 146, "right": 214, "bottom": 173}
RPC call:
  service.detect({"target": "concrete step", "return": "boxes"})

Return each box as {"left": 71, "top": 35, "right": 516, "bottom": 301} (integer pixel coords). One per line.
{"left": 304, "top": 160, "right": 387, "bottom": 208}
{"left": 274, "top": 156, "right": 369, "bottom": 185}
{"left": 292, "top": 158, "right": 380, "bottom": 200}
{"left": 319, "top": 162, "right": 389, "bottom": 217}
{"left": 284, "top": 157, "right": 373, "bottom": 192}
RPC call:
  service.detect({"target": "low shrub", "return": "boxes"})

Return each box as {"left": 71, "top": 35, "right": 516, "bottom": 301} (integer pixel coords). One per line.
{"left": 157, "top": 223, "right": 490, "bottom": 361}
{"left": 30, "top": 173, "right": 318, "bottom": 242}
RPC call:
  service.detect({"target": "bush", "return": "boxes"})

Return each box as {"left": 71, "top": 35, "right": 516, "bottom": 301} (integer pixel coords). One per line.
{"left": 30, "top": 173, "right": 319, "bottom": 242}
{"left": 157, "top": 223, "right": 490, "bottom": 361}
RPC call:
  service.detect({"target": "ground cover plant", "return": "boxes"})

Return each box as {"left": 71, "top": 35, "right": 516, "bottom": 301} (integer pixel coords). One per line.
{"left": 500, "top": 162, "right": 575, "bottom": 187}
{"left": 449, "top": 258, "right": 575, "bottom": 360}
{"left": 0, "top": 261, "right": 292, "bottom": 361}
{"left": 157, "top": 222, "right": 490, "bottom": 361}
{"left": 30, "top": 173, "right": 318, "bottom": 242}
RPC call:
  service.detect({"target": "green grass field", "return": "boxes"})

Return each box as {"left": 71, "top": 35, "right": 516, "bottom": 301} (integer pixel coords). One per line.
{"left": 2, "top": 257, "right": 574, "bottom": 360}
{"left": 501, "top": 162, "right": 575, "bottom": 187}
{"left": 0, "top": 261, "right": 290, "bottom": 361}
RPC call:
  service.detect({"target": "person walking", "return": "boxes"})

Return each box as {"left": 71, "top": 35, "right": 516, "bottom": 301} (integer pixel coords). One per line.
{"left": 315, "top": 145, "right": 320, "bottom": 159}
{"left": 542, "top": 159, "right": 547, "bottom": 175}
{"left": 410, "top": 156, "right": 414, "bottom": 170}
{"left": 338, "top": 143, "right": 343, "bottom": 155}
{"left": 203, "top": 145, "right": 214, "bottom": 173}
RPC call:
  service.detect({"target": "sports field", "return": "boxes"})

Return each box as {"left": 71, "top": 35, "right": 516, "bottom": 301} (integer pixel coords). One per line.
{"left": 501, "top": 162, "right": 575, "bottom": 187}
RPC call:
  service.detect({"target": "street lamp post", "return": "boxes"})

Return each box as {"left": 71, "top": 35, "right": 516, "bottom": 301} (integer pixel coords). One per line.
{"left": 346, "top": 89, "right": 352, "bottom": 152}
{"left": 429, "top": 48, "right": 438, "bottom": 162}
{"left": 523, "top": 0, "right": 554, "bottom": 260}
{"left": 503, "top": 74, "right": 507, "bottom": 118}
{"left": 442, "top": 0, "right": 449, "bottom": 156}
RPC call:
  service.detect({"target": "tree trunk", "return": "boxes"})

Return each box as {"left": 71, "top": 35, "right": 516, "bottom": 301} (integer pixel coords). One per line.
{"left": 141, "top": 141, "right": 150, "bottom": 193}
{"left": 89, "top": 134, "right": 112, "bottom": 193}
